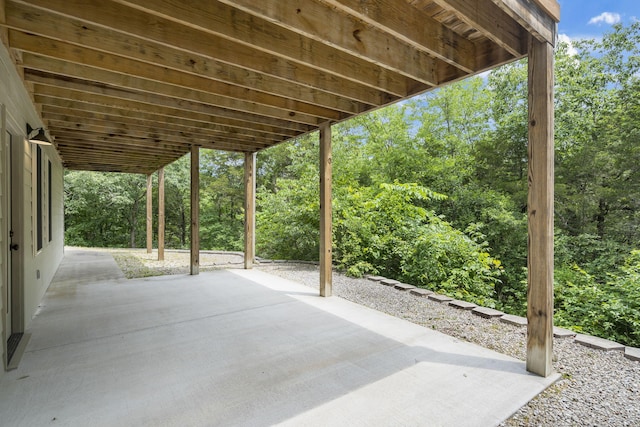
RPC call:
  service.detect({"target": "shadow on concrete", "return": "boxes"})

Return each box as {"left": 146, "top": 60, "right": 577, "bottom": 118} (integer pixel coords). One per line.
{"left": 0, "top": 249, "right": 558, "bottom": 426}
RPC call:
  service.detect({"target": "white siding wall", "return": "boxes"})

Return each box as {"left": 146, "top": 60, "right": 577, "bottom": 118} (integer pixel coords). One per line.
{"left": 23, "top": 143, "right": 64, "bottom": 325}
{"left": 0, "top": 105, "right": 7, "bottom": 370}
{"left": 0, "top": 38, "right": 64, "bottom": 376}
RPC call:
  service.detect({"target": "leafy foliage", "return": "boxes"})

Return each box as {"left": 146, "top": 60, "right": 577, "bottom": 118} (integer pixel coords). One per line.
{"left": 555, "top": 250, "right": 640, "bottom": 346}
{"left": 65, "top": 171, "right": 147, "bottom": 247}
{"left": 64, "top": 24, "right": 640, "bottom": 346}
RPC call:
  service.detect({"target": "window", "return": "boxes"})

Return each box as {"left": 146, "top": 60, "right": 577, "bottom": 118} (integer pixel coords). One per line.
{"left": 32, "top": 144, "right": 51, "bottom": 252}
{"left": 48, "top": 160, "right": 52, "bottom": 242}
{"left": 36, "top": 145, "right": 43, "bottom": 251}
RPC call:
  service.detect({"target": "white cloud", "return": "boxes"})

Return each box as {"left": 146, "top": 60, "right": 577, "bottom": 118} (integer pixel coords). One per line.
{"left": 588, "top": 12, "right": 621, "bottom": 25}
{"left": 557, "top": 34, "right": 578, "bottom": 56}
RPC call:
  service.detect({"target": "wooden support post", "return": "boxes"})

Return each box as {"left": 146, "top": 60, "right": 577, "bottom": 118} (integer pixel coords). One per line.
{"left": 190, "top": 146, "right": 200, "bottom": 275}
{"left": 244, "top": 152, "right": 256, "bottom": 269}
{"left": 319, "top": 122, "right": 332, "bottom": 297}
{"left": 526, "top": 37, "right": 555, "bottom": 377}
{"left": 158, "top": 167, "right": 165, "bottom": 261}
{"left": 0, "top": 0, "right": 8, "bottom": 47}
{"left": 146, "top": 174, "right": 153, "bottom": 254}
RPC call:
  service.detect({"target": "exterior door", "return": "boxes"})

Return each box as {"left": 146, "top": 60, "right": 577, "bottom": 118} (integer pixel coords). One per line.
{"left": 6, "top": 131, "right": 24, "bottom": 366}
{"left": 4, "top": 130, "right": 10, "bottom": 341}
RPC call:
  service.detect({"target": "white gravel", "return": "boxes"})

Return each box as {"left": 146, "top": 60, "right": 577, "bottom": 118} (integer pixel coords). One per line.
{"left": 256, "top": 262, "right": 640, "bottom": 427}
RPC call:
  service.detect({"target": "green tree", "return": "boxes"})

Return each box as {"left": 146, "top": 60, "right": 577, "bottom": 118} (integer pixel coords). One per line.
{"left": 256, "top": 135, "right": 320, "bottom": 260}
{"left": 65, "top": 171, "right": 147, "bottom": 247}
{"left": 199, "top": 150, "right": 245, "bottom": 251}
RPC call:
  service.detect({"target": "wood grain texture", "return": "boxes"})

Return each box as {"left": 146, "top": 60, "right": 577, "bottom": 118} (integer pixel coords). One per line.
{"left": 1, "top": 0, "right": 559, "bottom": 173}
{"left": 114, "top": 0, "right": 414, "bottom": 96}
{"left": 41, "top": 106, "right": 285, "bottom": 143}
{"left": 157, "top": 167, "right": 165, "bottom": 261}
{"left": 225, "top": 0, "right": 447, "bottom": 86}
{"left": 322, "top": 0, "right": 477, "bottom": 73}
{"left": 190, "top": 145, "right": 199, "bottom": 275}
{"left": 526, "top": 37, "right": 554, "bottom": 377}
{"left": 319, "top": 122, "right": 332, "bottom": 297}
{"left": 146, "top": 174, "right": 152, "bottom": 254}
{"left": 244, "top": 152, "right": 256, "bottom": 269}
{"left": 10, "top": 32, "right": 347, "bottom": 120}
{"left": 533, "top": 0, "right": 560, "bottom": 22}
{"left": 490, "top": 0, "right": 557, "bottom": 45}
{"left": 430, "top": 0, "right": 526, "bottom": 56}
{"left": 5, "top": 1, "right": 394, "bottom": 106}
{"left": 33, "top": 85, "right": 306, "bottom": 137}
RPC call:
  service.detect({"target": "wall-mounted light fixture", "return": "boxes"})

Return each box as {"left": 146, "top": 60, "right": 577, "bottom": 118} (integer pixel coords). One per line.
{"left": 27, "top": 123, "right": 52, "bottom": 146}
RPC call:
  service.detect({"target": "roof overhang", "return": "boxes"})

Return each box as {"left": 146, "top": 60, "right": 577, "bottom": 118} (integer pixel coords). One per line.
{"left": 0, "top": 0, "right": 559, "bottom": 174}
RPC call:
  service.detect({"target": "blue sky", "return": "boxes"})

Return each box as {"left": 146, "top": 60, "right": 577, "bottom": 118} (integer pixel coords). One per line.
{"left": 557, "top": 0, "right": 639, "bottom": 40}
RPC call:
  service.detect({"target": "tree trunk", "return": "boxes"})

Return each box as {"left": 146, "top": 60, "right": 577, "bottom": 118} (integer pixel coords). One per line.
{"left": 596, "top": 198, "right": 608, "bottom": 238}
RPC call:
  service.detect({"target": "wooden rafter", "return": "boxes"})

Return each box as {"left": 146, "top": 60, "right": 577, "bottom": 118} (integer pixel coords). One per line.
{"left": 0, "top": 0, "right": 558, "bottom": 176}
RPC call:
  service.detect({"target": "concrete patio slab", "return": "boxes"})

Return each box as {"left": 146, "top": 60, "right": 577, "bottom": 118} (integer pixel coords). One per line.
{"left": 0, "top": 250, "right": 558, "bottom": 427}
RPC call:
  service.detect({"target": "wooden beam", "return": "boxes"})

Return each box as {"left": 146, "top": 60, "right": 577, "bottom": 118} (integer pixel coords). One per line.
{"left": 157, "top": 167, "right": 165, "bottom": 261}
{"left": 533, "top": 0, "right": 560, "bottom": 22}
{"left": 10, "top": 34, "right": 345, "bottom": 121}
{"left": 42, "top": 108, "right": 285, "bottom": 144}
{"left": 218, "top": 0, "right": 445, "bottom": 86}
{"left": 319, "top": 122, "right": 332, "bottom": 297}
{"left": 489, "top": 0, "right": 557, "bottom": 45}
{"left": 0, "top": 0, "right": 7, "bottom": 46}
{"left": 52, "top": 134, "right": 268, "bottom": 158}
{"left": 146, "top": 174, "right": 152, "bottom": 254}
{"left": 62, "top": 162, "right": 156, "bottom": 173}
{"left": 322, "top": 0, "right": 476, "bottom": 73}
{"left": 51, "top": 142, "right": 184, "bottom": 161}
{"left": 526, "top": 37, "right": 554, "bottom": 377}
{"left": 48, "top": 131, "right": 191, "bottom": 155}
{"left": 244, "top": 152, "right": 256, "bottom": 269}
{"left": 32, "top": 83, "right": 312, "bottom": 137}
{"left": 46, "top": 118, "right": 274, "bottom": 149}
{"left": 7, "top": 17, "right": 375, "bottom": 113}
{"left": 190, "top": 146, "right": 199, "bottom": 275}
{"left": 41, "top": 103, "right": 289, "bottom": 146}
{"left": 430, "top": 0, "right": 526, "bottom": 57}
{"left": 52, "top": 132, "right": 266, "bottom": 161}
{"left": 4, "top": 1, "right": 395, "bottom": 106}
{"left": 105, "top": 0, "right": 415, "bottom": 96}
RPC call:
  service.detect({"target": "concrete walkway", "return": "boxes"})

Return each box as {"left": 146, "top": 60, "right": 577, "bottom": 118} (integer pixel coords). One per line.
{"left": 0, "top": 248, "right": 558, "bottom": 426}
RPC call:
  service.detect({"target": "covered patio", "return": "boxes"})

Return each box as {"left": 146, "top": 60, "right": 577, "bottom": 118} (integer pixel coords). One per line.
{"left": 0, "top": 249, "right": 558, "bottom": 426}
{"left": 0, "top": 0, "right": 560, "bottom": 378}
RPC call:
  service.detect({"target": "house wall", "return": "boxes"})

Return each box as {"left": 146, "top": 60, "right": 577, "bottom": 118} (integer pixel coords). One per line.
{"left": 0, "top": 39, "right": 64, "bottom": 376}
{"left": 23, "top": 141, "right": 64, "bottom": 326}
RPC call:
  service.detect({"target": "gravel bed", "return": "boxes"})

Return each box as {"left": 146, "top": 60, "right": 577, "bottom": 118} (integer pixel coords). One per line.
{"left": 257, "top": 263, "right": 640, "bottom": 427}
{"left": 109, "top": 248, "right": 245, "bottom": 278}
{"left": 107, "top": 249, "right": 640, "bottom": 426}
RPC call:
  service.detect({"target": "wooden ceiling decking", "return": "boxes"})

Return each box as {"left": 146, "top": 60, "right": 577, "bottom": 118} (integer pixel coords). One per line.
{"left": 0, "top": 0, "right": 559, "bottom": 174}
